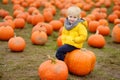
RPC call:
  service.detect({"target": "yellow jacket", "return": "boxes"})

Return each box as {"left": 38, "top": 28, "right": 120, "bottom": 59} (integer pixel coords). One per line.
{"left": 61, "top": 21, "right": 88, "bottom": 48}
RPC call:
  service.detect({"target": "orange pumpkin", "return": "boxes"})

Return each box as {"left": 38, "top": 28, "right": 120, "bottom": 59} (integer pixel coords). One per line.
{"left": 13, "top": 10, "right": 23, "bottom": 18}
{"left": 26, "top": 14, "right": 33, "bottom": 24}
{"left": 0, "top": 9, "right": 9, "bottom": 18}
{"left": 2, "top": 0, "right": 8, "bottom": 4}
{"left": 16, "top": 12, "right": 28, "bottom": 21}
{"left": 104, "top": 0, "right": 111, "bottom": 8}
{"left": 60, "top": 9, "right": 67, "bottom": 17}
{"left": 43, "top": 10, "right": 53, "bottom": 22}
{"left": 31, "top": 13, "right": 44, "bottom": 26}
{"left": 58, "top": 27, "right": 63, "bottom": 36}
{"left": 80, "top": 10, "right": 87, "bottom": 18}
{"left": 86, "top": 14, "right": 96, "bottom": 21}
{"left": 111, "top": 24, "right": 120, "bottom": 43}
{"left": 59, "top": 17, "right": 65, "bottom": 24}
{"left": 97, "top": 25, "right": 110, "bottom": 36}
{"left": 31, "top": 31, "right": 48, "bottom": 45}
{"left": 38, "top": 55, "right": 68, "bottom": 80}
{"left": 5, "top": 20, "right": 15, "bottom": 29}
{"left": 87, "top": 30, "right": 106, "bottom": 48}
{"left": 114, "top": 19, "right": 120, "bottom": 25}
{"left": 0, "top": 22, "right": 7, "bottom": 27}
{"left": 0, "top": 26, "right": 14, "bottom": 41}
{"left": 14, "top": 18, "right": 25, "bottom": 28}
{"left": 27, "top": 7, "right": 37, "bottom": 15}
{"left": 21, "top": 1, "right": 29, "bottom": 8}
{"left": 88, "top": 20, "right": 99, "bottom": 33}
{"left": 57, "top": 36, "right": 62, "bottom": 47}
{"left": 36, "top": 23, "right": 53, "bottom": 36}
{"left": 64, "top": 49, "right": 96, "bottom": 76}
{"left": 99, "top": 19, "right": 108, "bottom": 26}
{"left": 4, "top": 15, "right": 13, "bottom": 20}
{"left": 108, "top": 14, "right": 118, "bottom": 23}
{"left": 8, "top": 36, "right": 26, "bottom": 52}
{"left": 82, "top": 4, "right": 92, "bottom": 11}
{"left": 113, "top": 10, "right": 120, "bottom": 18}
{"left": 12, "top": 4, "right": 21, "bottom": 11}
{"left": 32, "top": 23, "right": 47, "bottom": 33}
{"left": 49, "top": 20, "right": 63, "bottom": 31}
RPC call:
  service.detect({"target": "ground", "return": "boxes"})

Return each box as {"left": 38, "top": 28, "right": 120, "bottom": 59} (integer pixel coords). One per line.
{"left": 0, "top": 1, "right": 120, "bottom": 80}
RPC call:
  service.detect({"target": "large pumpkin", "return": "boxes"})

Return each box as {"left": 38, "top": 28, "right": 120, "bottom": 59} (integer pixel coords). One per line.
{"left": 38, "top": 56, "right": 68, "bottom": 80}
{"left": 8, "top": 36, "right": 26, "bottom": 52}
{"left": 111, "top": 24, "right": 120, "bottom": 43}
{"left": 64, "top": 49, "right": 96, "bottom": 76}
{"left": 0, "top": 26, "right": 14, "bottom": 41}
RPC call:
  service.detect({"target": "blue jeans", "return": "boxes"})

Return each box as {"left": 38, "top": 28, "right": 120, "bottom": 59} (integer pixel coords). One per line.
{"left": 55, "top": 44, "right": 78, "bottom": 61}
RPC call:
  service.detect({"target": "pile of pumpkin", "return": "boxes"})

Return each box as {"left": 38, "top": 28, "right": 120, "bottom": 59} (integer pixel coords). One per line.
{"left": 0, "top": 0, "right": 120, "bottom": 80}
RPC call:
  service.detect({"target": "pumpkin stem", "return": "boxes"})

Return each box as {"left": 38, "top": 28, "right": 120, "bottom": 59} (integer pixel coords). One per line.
{"left": 81, "top": 48, "right": 87, "bottom": 51}
{"left": 47, "top": 55, "right": 56, "bottom": 64}
{"left": 14, "top": 33, "right": 16, "bottom": 37}
{"left": 96, "top": 30, "right": 99, "bottom": 35}
{"left": 118, "top": 24, "right": 120, "bottom": 27}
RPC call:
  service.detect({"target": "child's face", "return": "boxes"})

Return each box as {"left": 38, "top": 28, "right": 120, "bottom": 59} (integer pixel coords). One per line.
{"left": 67, "top": 15, "right": 78, "bottom": 24}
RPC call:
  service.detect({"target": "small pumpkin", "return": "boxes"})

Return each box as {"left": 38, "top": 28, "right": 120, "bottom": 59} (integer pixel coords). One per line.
{"left": 111, "top": 24, "right": 120, "bottom": 43}
{"left": 88, "top": 20, "right": 99, "bottom": 33}
{"left": 58, "top": 27, "right": 63, "bottom": 36}
{"left": 32, "top": 23, "right": 47, "bottom": 33}
{"left": 64, "top": 48, "right": 96, "bottom": 76}
{"left": 59, "top": 17, "right": 65, "bottom": 24}
{"left": 31, "top": 13, "right": 44, "bottom": 26}
{"left": 114, "top": 19, "right": 120, "bottom": 25}
{"left": 57, "top": 36, "right": 62, "bottom": 47}
{"left": 49, "top": 20, "right": 63, "bottom": 31}
{"left": 31, "top": 30, "right": 48, "bottom": 45}
{"left": 97, "top": 25, "right": 110, "bottom": 36}
{"left": 2, "top": 0, "right": 8, "bottom": 4}
{"left": 5, "top": 20, "right": 15, "bottom": 29}
{"left": 8, "top": 36, "right": 26, "bottom": 52}
{"left": 4, "top": 15, "right": 13, "bottom": 20}
{"left": 99, "top": 19, "right": 108, "bottom": 26}
{"left": 43, "top": 23, "right": 53, "bottom": 36}
{"left": 108, "top": 14, "right": 118, "bottom": 23}
{"left": 14, "top": 17, "right": 25, "bottom": 28}
{"left": 27, "top": 7, "right": 37, "bottom": 15}
{"left": 0, "top": 9, "right": 9, "bottom": 18}
{"left": 38, "top": 55, "right": 68, "bottom": 80}
{"left": 87, "top": 30, "right": 106, "bottom": 48}
{"left": 26, "top": 14, "right": 33, "bottom": 24}
{"left": 43, "top": 10, "right": 53, "bottom": 22}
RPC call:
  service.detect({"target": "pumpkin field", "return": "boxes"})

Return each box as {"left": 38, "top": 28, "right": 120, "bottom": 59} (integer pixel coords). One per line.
{"left": 0, "top": 0, "right": 120, "bottom": 80}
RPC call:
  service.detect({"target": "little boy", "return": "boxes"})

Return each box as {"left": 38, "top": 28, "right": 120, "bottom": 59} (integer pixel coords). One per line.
{"left": 56, "top": 6, "right": 88, "bottom": 61}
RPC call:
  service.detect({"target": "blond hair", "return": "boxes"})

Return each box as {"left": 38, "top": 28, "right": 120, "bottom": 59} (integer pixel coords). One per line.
{"left": 67, "top": 6, "right": 81, "bottom": 17}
